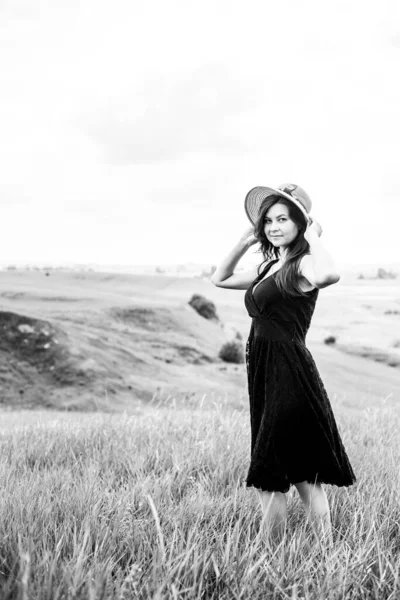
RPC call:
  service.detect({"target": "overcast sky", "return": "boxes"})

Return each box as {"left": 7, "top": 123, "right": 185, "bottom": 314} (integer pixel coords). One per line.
{"left": 0, "top": 0, "right": 399, "bottom": 268}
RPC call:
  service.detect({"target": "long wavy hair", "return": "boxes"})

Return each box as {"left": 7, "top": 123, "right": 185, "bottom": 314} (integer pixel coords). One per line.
{"left": 254, "top": 195, "right": 311, "bottom": 298}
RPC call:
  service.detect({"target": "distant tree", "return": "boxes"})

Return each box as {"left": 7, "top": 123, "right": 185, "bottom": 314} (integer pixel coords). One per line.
{"left": 155, "top": 266, "right": 165, "bottom": 274}
{"left": 188, "top": 294, "right": 219, "bottom": 322}
{"left": 377, "top": 268, "right": 397, "bottom": 280}
{"left": 201, "top": 264, "right": 218, "bottom": 278}
{"left": 324, "top": 335, "right": 337, "bottom": 345}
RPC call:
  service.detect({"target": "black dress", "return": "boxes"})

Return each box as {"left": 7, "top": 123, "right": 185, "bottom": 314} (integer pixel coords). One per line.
{"left": 244, "top": 259, "right": 356, "bottom": 493}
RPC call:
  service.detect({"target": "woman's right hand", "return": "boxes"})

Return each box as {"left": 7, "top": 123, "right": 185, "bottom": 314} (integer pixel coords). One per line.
{"left": 239, "top": 226, "right": 258, "bottom": 247}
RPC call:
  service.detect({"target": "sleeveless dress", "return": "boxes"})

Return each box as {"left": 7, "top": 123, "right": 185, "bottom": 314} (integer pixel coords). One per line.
{"left": 244, "top": 259, "right": 357, "bottom": 493}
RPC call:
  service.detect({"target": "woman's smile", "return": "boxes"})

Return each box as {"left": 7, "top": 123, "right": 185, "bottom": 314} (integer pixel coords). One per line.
{"left": 264, "top": 203, "right": 299, "bottom": 248}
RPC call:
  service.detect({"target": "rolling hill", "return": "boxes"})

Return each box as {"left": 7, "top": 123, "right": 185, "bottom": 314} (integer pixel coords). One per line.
{"left": 0, "top": 269, "right": 399, "bottom": 413}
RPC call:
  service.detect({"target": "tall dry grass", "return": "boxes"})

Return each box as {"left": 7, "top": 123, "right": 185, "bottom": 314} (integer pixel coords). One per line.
{"left": 0, "top": 394, "right": 399, "bottom": 599}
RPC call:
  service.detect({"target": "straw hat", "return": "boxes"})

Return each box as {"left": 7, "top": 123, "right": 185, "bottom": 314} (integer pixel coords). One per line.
{"left": 244, "top": 183, "right": 312, "bottom": 225}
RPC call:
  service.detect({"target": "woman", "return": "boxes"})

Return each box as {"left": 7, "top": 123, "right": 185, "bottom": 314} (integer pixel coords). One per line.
{"left": 211, "top": 183, "right": 356, "bottom": 543}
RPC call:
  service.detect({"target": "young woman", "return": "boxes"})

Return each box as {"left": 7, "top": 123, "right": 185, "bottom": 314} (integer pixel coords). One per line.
{"left": 211, "top": 183, "right": 356, "bottom": 544}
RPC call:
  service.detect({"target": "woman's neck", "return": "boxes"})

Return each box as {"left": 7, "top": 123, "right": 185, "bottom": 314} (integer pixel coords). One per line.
{"left": 277, "top": 248, "right": 288, "bottom": 262}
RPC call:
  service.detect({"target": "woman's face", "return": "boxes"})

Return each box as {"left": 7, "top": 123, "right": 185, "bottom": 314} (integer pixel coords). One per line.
{"left": 263, "top": 202, "right": 299, "bottom": 248}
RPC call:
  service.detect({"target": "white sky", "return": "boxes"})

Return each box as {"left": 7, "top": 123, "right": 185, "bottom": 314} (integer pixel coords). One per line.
{"left": 0, "top": 0, "right": 399, "bottom": 267}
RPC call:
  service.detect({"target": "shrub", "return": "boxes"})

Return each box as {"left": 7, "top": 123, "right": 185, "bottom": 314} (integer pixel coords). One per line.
{"left": 377, "top": 268, "right": 397, "bottom": 280}
{"left": 324, "top": 335, "right": 336, "bottom": 345}
{"left": 219, "top": 340, "right": 244, "bottom": 364}
{"left": 188, "top": 294, "right": 219, "bottom": 322}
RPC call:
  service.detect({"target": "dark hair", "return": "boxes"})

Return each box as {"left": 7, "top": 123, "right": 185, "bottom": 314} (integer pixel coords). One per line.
{"left": 253, "top": 195, "right": 310, "bottom": 298}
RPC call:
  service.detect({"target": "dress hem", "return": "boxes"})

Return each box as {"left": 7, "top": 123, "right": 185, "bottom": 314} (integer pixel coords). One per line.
{"left": 245, "top": 476, "right": 356, "bottom": 494}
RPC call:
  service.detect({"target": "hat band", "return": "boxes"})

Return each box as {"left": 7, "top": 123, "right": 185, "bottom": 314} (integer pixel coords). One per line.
{"left": 281, "top": 185, "right": 297, "bottom": 195}
{"left": 281, "top": 185, "right": 307, "bottom": 212}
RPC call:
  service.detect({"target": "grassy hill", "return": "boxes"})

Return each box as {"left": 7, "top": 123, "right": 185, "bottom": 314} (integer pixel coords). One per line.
{"left": 0, "top": 271, "right": 246, "bottom": 410}
{"left": 0, "top": 270, "right": 399, "bottom": 413}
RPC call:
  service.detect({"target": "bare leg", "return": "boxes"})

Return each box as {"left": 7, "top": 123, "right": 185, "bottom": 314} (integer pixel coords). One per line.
{"left": 294, "top": 481, "right": 333, "bottom": 546}
{"left": 257, "top": 489, "right": 287, "bottom": 542}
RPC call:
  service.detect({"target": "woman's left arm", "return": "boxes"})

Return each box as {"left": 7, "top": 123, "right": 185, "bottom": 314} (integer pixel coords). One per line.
{"left": 300, "top": 220, "right": 340, "bottom": 289}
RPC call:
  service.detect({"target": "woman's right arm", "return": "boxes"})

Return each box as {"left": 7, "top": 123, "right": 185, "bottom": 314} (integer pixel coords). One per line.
{"left": 211, "top": 227, "right": 259, "bottom": 290}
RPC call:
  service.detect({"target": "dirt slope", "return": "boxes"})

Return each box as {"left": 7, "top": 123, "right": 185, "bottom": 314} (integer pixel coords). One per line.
{"left": 0, "top": 270, "right": 399, "bottom": 413}
{"left": 0, "top": 271, "right": 246, "bottom": 409}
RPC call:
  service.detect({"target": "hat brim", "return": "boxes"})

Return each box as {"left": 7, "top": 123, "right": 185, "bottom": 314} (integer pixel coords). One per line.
{"left": 244, "top": 186, "right": 310, "bottom": 225}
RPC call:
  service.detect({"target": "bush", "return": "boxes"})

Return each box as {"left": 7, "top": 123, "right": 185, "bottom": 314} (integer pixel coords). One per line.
{"left": 219, "top": 340, "right": 244, "bottom": 364}
{"left": 377, "top": 268, "right": 397, "bottom": 280}
{"left": 188, "top": 294, "right": 219, "bottom": 322}
{"left": 324, "top": 335, "right": 336, "bottom": 345}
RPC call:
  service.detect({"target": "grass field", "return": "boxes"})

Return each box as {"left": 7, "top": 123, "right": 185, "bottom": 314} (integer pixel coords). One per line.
{"left": 0, "top": 269, "right": 399, "bottom": 598}
{"left": 0, "top": 394, "right": 399, "bottom": 599}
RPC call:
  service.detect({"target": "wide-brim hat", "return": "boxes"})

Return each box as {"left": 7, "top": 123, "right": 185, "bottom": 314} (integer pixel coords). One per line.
{"left": 244, "top": 183, "right": 312, "bottom": 225}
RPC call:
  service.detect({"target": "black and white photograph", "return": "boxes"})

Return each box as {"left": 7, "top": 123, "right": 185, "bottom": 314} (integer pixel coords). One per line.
{"left": 0, "top": 0, "right": 399, "bottom": 598}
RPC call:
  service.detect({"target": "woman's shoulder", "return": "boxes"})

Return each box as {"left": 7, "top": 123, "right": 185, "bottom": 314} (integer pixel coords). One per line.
{"left": 297, "top": 254, "right": 317, "bottom": 294}
{"left": 298, "top": 253, "right": 312, "bottom": 268}
{"left": 297, "top": 253, "right": 314, "bottom": 278}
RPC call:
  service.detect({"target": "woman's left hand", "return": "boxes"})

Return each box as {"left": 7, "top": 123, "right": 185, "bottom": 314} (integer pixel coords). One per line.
{"left": 304, "top": 216, "right": 323, "bottom": 240}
